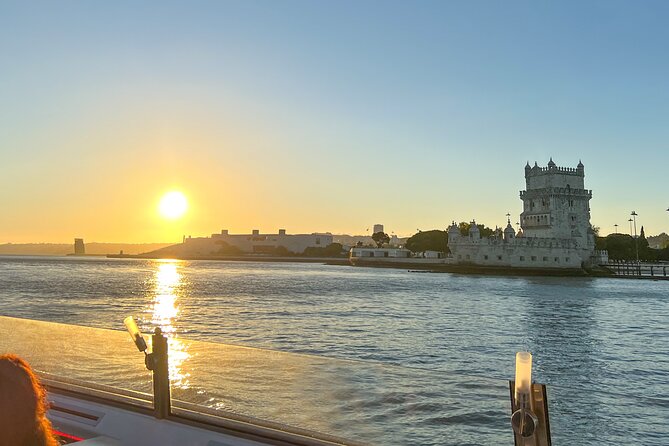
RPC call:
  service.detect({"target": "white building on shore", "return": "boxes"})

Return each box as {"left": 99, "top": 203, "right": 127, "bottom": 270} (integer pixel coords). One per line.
{"left": 181, "top": 229, "right": 333, "bottom": 255}
{"left": 447, "top": 159, "right": 607, "bottom": 269}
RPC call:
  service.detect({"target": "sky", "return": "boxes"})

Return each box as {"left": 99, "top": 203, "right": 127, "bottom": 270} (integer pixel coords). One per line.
{"left": 1, "top": 1, "right": 668, "bottom": 243}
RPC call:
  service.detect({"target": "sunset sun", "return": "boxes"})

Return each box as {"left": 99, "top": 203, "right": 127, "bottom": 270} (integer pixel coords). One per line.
{"left": 158, "top": 191, "right": 188, "bottom": 219}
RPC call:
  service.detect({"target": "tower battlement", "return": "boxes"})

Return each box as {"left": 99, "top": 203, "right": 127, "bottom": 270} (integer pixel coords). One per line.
{"left": 525, "top": 158, "right": 584, "bottom": 179}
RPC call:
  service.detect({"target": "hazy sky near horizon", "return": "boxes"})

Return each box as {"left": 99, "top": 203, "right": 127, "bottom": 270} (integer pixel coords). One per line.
{"left": 1, "top": 1, "right": 668, "bottom": 243}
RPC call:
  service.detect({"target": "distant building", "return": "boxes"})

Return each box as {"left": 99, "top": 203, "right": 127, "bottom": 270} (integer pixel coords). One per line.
{"left": 350, "top": 247, "right": 410, "bottom": 258}
{"left": 447, "top": 159, "right": 607, "bottom": 268}
{"left": 181, "top": 229, "right": 334, "bottom": 255}
{"left": 373, "top": 224, "right": 384, "bottom": 234}
{"left": 389, "top": 234, "right": 401, "bottom": 246}
{"left": 74, "top": 238, "right": 85, "bottom": 255}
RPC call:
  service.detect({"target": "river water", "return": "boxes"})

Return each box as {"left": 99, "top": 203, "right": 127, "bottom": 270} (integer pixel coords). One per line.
{"left": 0, "top": 255, "right": 667, "bottom": 445}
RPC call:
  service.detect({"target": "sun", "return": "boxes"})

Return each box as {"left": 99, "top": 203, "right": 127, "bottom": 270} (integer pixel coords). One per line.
{"left": 159, "top": 191, "right": 188, "bottom": 219}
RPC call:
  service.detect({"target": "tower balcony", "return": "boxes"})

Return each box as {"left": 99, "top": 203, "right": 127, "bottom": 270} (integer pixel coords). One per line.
{"left": 520, "top": 188, "right": 592, "bottom": 199}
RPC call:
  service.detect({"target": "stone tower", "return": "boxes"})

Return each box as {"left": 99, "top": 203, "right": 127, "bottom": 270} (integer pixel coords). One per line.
{"left": 74, "top": 238, "right": 85, "bottom": 255}
{"left": 520, "top": 159, "right": 592, "bottom": 247}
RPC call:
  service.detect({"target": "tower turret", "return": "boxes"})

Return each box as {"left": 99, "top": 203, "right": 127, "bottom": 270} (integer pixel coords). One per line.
{"left": 447, "top": 221, "right": 460, "bottom": 244}
{"left": 503, "top": 214, "right": 515, "bottom": 241}
{"left": 469, "top": 220, "right": 480, "bottom": 241}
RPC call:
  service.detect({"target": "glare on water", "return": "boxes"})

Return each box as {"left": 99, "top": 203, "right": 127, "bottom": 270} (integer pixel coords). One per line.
{"left": 149, "top": 259, "right": 191, "bottom": 389}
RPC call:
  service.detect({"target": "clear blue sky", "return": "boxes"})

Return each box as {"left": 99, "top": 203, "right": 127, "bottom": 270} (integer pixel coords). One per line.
{"left": 1, "top": 1, "right": 668, "bottom": 242}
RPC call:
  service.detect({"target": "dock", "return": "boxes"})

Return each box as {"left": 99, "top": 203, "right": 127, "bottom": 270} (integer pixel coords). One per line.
{"left": 604, "top": 261, "right": 669, "bottom": 280}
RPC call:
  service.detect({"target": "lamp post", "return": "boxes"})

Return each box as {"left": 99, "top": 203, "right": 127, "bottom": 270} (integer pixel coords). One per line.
{"left": 631, "top": 211, "right": 639, "bottom": 273}
{"left": 628, "top": 218, "right": 633, "bottom": 236}
{"left": 614, "top": 224, "right": 618, "bottom": 234}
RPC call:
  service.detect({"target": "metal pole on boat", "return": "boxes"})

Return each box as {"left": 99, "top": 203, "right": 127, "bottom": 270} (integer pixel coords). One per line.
{"left": 510, "top": 352, "right": 551, "bottom": 446}
{"left": 124, "top": 317, "right": 171, "bottom": 420}
{"left": 151, "top": 327, "right": 171, "bottom": 419}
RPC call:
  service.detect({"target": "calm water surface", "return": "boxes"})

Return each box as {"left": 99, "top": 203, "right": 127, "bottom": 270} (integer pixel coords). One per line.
{"left": 0, "top": 256, "right": 667, "bottom": 445}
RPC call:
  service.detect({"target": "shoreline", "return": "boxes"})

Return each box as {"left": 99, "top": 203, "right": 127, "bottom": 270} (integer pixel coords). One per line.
{"left": 106, "top": 253, "right": 669, "bottom": 280}
{"left": 103, "top": 253, "right": 669, "bottom": 280}
{"left": 106, "top": 253, "right": 351, "bottom": 265}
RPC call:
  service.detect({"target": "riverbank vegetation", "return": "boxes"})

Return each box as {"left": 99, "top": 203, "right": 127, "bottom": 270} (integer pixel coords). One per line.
{"left": 596, "top": 228, "right": 669, "bottom": 261}
{"left": 405, "top": 222, "right": 496, "bottom": 253}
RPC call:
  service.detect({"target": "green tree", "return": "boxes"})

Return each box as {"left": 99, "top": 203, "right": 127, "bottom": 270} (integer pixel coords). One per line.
{"left": 603, "top": 234, "right": 634, "bottom": 260}
{"left": 637, "top": 226, "right": 654, "bottom": 261}
{"left": 273, "top": 245, "right": 292, "bottom": 256}
{"left": 457, "top": 222, "right": 495, "bottom": 238}
{"left": 405, "top": 230, "right": 448, "bottom": 253}
{"left": 658, "top": 247, "right": 669, "bottom": 261}
{"left": 371, "top": 231, "right": 390, "bottom": 248}
{"left": 303, "top": 243, "right": 345, "bottom": 257}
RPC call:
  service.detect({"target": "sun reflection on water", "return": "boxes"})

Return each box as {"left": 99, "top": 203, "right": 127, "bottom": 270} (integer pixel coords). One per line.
{"left": 149, "top": 259, "right": 191, "bottom": 389}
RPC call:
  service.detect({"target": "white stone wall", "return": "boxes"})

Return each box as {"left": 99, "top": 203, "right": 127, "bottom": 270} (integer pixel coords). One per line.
{"left": 525, "top": 167, "right": 584, "bottom": 190}
{"left": 350, "top": 247, "right": 410, "bottom": 258}
{"left": 448, "top": 235, "right": 590, "bottom": 268}
{"left": 183, "top": 232, "right": 334, "bottom": 254}
{"left": 212, "top": 233, "right": 333, "bottom": 253}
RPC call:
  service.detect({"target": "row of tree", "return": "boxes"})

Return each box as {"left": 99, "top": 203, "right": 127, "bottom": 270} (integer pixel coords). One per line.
{"left": 402, "top": 222, "right": 496, "bottom": 253}
{"left": 596, "top": 227, "right": 669, "bottom": 261}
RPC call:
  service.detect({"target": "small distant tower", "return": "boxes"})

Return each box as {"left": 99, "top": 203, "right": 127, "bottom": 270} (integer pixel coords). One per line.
{"left": 503, "top": 214, "right": 516, "bottom": 242}
{"left": 447, "top": 221, "right": 460, "bottom": 244}
{"left": 74, "top": 238, "right": 85, "bottom": 255}
{"left": 373, "top": 224, "right": 384, "bottom": 234}
{"left": 468, "top": 220, "right": 481, "bottom": 242}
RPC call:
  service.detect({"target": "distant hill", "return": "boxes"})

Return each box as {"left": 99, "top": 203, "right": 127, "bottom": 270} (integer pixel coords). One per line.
{"left": 0, "top": 243, "right": 173, "bottom": 256}
{"left": 647, "top": 233, "right": 669, "bottom": 249}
